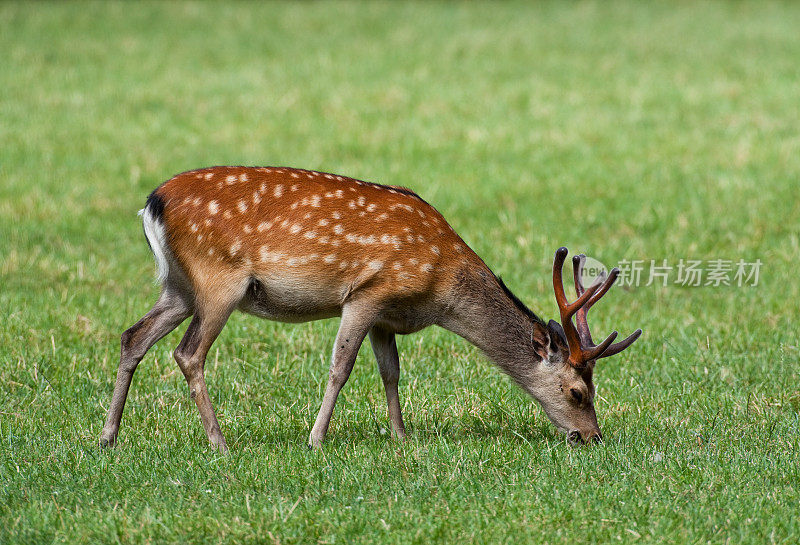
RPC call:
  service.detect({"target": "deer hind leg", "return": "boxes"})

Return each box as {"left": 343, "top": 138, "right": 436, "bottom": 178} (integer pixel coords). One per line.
{"left": 309, "top": 303, "right": 375, "bottom": 449}
{"left": 368, "top": 326, "right": 407, "bottom": 440}
{"left": 172, "top": 293, "right": 239, "bottom": 453}
{"left": 100, "top": 288, "right": 192, "bottom": 448}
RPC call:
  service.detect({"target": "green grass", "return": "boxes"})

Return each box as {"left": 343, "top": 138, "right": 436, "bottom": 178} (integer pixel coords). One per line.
{"left": 2, "top": 1, "right": 799, "bottom": 543}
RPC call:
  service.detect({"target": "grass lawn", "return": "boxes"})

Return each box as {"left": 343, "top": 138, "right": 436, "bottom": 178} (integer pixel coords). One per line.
{"left": 1, "top": 1, "right": 799, "bottom": 543}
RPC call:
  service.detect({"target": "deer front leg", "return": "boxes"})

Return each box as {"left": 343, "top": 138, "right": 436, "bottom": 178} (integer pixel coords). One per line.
{"left": 368, "top": 326, "right": 407, "bottom": 440}
{"left": 309, "top": 304, "right": 374, "bottom": 448}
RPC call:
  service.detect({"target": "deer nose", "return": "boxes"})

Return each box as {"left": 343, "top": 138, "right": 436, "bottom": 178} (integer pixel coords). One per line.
{"left": 568, "top": 430, "right": 603, "bottom": 445}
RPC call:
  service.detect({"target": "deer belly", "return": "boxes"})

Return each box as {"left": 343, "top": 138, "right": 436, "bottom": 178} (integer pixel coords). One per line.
{"left": 237, "top": 275, "right": 342, "bottom": 323}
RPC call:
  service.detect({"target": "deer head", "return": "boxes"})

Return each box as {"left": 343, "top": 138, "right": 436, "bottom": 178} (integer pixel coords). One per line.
{"left": 532, "top": 247, "right": 642, "bottom": 445}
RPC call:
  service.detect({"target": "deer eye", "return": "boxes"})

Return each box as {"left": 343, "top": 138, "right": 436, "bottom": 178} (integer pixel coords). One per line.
{"left": 570, "top": 388, "right": 583, "bottom": 404}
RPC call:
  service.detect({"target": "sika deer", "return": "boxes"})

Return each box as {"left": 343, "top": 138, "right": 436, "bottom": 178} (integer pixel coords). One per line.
{"left": 99, "top": 166, "right": 641, "bottom": 452}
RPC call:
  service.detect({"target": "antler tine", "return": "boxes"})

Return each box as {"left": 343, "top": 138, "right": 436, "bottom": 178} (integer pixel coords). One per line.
{"left": 584, "top": 331, "right": 618, "bottom": 361}
{"left": 584, "top": 268, "right": 619, "bottom": 311}
{"left": 572, "top": 255, "right": 593, "bottom": 344}
{"left": 572, "top": 254, "right": 587, "bottom": 297}
{"left": 597, "top": 329, "right": 643, "bottom": 359}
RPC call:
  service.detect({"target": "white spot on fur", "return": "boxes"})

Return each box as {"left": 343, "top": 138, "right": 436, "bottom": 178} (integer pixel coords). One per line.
{"left": 357, "top": 196, "right": 366, "bottom": 207}
{"left": 366, "top": 203, "right": 377, "bottom": 212}
{"left": 291, "top": 184, "right": 299, "bottom": 191}
{"left": 226, "top": 175, "right": 237, "bottom": 184}
{"left": 243, "top": 224, "right": 252, "bottom": 234}
{"left": 190, "top": 223, "right": 199, "bottom": 233}
{"left": 421, "top": 263, "right": 433, "bottom": 272}
{"left": 208, "top": 248, "right": 215, "bottom": 256}
{"left": 376, "top": 213, "right": 388, "bottom": 221}
{"left": 239, "top": 173, "right": 248, "bottom": 182}
{"left": 208, "top": 201, "right": 219, "bottom": 215}
{"left": 304, "top": 231, "right": 317, "bottom": 239}
{"left": 237, "top": 200, "right": 248, "bottom": 213}
{"left": 229, "top": 239, "right": 241, "bottom": 256}
{"left": 339, "top": 261, "right": 348, "bottom": 270}
{"left": 368, "top": 260, "right": 383, "bottom": 271}
{"left": 274, "top": 185, "right": 284, "bottom": 198}
{"left": 253, "top": 191, "right": 262, "bottom": 204}
{"left": 431, "top": 245, "right": 440, "bottom": 255}
{"left": 332, "top": 211, "right": 341, "bottom": 219}
{"left": 257, "top": 221, "right": 272, "bottom": 232}
{"left": 192, "top": 197, "right": 202, "bottom": 206}
{"left": 392, "top": 262, "right": 403, "bottom": 270}
{"left": 318, "top": 218, "right": 329, "bottom": 227}
{"left": 291, "top": 172, "right": 299, "bottom": 178}
{"left": 204, "top": 172, "right": 213, "bottom": 180}
{"left": 324, "top": 254, "right": 337, "bottom": 263}
{"left": 333, "top": 224, "right": 344, "bottom": 235}
{"left": 224, "top": 210, "right": 233, "bottom": 219}
{"left": 290, "top": 224, "right": 301, "bottom": 234}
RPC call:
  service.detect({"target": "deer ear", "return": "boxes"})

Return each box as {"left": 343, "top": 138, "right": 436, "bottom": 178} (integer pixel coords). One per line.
{"left": 547, "top": 319, "right": 568, "bottom": 351}
{"left": 532, "top": 322, "right": 551, "bottom": 361}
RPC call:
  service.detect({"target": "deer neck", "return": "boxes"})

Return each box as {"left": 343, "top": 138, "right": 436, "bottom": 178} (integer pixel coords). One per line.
{"left": 441, "top": 267, "right": 546, "bottom": 387}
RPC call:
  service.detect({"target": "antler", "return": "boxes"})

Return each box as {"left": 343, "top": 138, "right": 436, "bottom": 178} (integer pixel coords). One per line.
{"left": 552, "top": 247, "right": 642, "bottom": 368}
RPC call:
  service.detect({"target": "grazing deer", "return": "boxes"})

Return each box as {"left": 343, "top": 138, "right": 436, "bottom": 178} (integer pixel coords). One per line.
{"left": 99, "top": 166, "right": 641, "bottom": 452}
